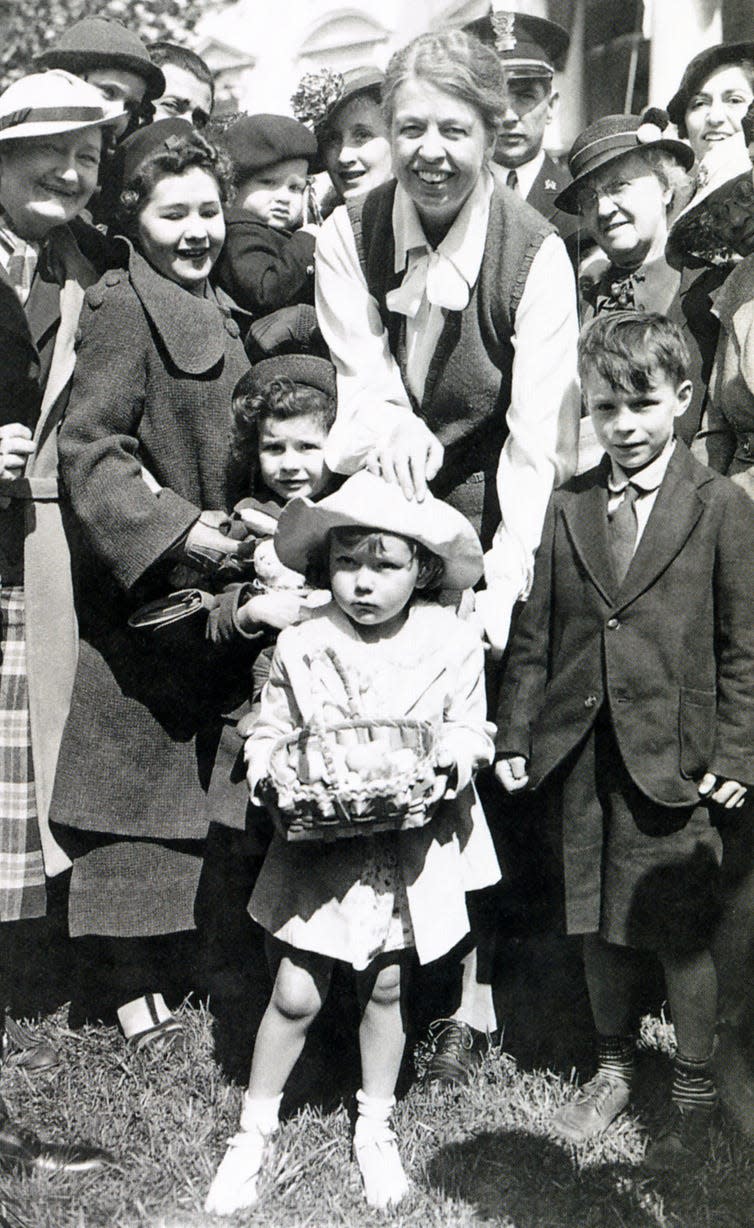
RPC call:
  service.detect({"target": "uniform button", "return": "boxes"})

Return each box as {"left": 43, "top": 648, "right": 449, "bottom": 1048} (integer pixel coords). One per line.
{"left": 584, "top": 695, "right": 598, "bottom": 709}
{"left": 606, "top": 617, "right": 620, "bottom": 630}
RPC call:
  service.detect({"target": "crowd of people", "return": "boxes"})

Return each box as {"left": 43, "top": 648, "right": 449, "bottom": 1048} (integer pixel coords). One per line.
{"left": 0, "top": 3, "right": 753, "bottom": 1216}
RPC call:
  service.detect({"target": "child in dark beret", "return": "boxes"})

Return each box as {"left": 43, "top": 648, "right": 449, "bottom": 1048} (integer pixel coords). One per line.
{"left": 213, "top": 113, "right": 320, "bottom": 318}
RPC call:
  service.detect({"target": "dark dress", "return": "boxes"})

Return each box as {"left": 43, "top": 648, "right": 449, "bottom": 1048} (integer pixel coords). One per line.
{"left": 51, "top": 246, "right": 251, "bottom": 939}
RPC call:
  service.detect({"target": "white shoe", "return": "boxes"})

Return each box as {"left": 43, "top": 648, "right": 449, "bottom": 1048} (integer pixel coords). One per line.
{"left": 353, "top": 1122, "right": 409, "bottom": 1209}
{"left": 204, "top": 1128, "right": 269, "bottom": 1216}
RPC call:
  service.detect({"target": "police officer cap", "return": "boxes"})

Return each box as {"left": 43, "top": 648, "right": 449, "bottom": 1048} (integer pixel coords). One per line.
{"left": 462, "top": 7, "right": 569, "bottom": 78}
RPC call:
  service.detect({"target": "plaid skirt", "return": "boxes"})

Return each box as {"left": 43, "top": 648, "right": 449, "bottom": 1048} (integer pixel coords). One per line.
{"left": 0, "top": 586, "right": 45, "bottom": 921}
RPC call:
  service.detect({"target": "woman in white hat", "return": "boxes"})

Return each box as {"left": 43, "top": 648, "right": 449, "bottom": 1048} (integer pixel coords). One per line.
{"left": 0, "top": 69, "right": 123, "bottom": 1168}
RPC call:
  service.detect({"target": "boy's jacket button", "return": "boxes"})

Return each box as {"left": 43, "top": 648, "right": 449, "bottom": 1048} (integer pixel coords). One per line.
{"left": 606, "top": 617, "right": 620, "bottom": 630}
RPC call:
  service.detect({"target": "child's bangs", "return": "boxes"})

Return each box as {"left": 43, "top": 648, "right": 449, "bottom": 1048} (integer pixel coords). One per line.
{"left": 329, "top": 525, "right": 416, "bottom": 561}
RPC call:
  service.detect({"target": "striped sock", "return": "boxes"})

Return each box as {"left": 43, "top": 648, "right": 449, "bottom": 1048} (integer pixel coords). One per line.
{"left": 596, "top": 1034, "right": 635, "bottom": 1086}
{"left": 672, "top": 1053, "right": 717, "bottom": 1115}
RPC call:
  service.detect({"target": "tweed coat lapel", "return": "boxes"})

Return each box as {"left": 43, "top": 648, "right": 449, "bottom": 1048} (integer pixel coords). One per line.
{"left": 127, "top": 246, "right": 236, "bottom": 374}
{"left": 560, "top": 457, "right": 616, "bottom": 603}
{"left": 614, "top": 442, "right": 708, "bottom": 610}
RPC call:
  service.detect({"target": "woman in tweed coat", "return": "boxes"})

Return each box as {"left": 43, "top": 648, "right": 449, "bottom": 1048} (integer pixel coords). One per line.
{"left": 50, "top": 120, "right": 251, "bottom": 1050}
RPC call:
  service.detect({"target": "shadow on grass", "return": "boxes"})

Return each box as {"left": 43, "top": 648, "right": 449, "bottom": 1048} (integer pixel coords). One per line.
{"left": 426, "top": 1129, "right": 653, "bottom": 1228}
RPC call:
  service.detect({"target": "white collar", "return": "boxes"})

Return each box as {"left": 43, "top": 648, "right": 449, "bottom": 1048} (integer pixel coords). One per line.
{"left": 608, "top": 437, "right": 676, "bottom": 493}
{"left": 387, "top": 170, "right": 494, "bottom": 315}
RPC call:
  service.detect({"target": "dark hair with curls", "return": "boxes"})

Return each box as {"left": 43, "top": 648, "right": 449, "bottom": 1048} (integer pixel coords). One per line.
{"left": 578, "top": 311, "right": 691, "bottom": 395}
{"left": 229, "top": 374, "right": 336, "bottom": 502}
{"left": 381, "top": 28, "right": 507, "bottom": 142}
{"left": 114, "top": 131, "right": 234, "bottom": 239}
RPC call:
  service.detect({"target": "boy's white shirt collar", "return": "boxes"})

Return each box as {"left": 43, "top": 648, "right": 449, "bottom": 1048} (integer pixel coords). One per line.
{"left": 386, "top": 168, "right": 494, "bottom": 316}
{"left": 608, "top": 436, "right": 676, "bottom": 494}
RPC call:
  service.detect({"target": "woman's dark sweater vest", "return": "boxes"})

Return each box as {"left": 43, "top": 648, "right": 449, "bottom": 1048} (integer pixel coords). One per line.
{"left": 346, "top": 180, "right": 553, "bottom": 544}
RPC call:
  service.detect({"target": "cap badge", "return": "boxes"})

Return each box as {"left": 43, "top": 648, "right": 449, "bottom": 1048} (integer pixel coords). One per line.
{"left": 491, "top": 11, "right": 517, "bottom": 52}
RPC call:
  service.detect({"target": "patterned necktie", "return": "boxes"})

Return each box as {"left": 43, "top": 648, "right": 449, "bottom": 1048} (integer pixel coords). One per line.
{"left": 506, "top": 168, "right": 520, "bottom": 193}
{"left": 608, "top": 483, "right": 639, "bottom": 585}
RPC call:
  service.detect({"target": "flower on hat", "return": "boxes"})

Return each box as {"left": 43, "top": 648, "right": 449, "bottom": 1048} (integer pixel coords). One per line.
{"left": 291, "top": 69, "right": 345, "bottom": 131}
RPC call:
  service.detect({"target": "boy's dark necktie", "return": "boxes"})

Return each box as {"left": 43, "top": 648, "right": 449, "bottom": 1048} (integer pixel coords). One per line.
{"left": 608, "top": 483, "right": 639, "bottom": 585}
{"left": 506, "top": 168, "right": 520, "bottom": 193}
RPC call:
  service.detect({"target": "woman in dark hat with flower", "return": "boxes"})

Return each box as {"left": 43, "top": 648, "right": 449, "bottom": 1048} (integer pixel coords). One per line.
{"left": 49, "top": 120, "right": 252, "bottom": 1052}
{"left": 293, "top": 66, "right": 392, "bottom": 206}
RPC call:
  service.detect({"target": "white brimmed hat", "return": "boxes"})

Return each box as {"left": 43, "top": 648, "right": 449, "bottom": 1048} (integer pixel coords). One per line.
{"left": 0, "top": 70, "right": 126, "bottom": 143}
{"left": 275, "top": 471, "right": 484, "bottom": 591}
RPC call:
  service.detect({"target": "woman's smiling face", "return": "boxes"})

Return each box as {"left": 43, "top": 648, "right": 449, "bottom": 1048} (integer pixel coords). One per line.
{"left": 577, "top": 152, "right": 672, "bottom": 268}
{"left": 390, "top": 76, "right": 493, "bottom": 240}
{"left": 0, "top": 128, "right": 102, "bottom": 240}
{"left": 136, "top": 165, "right": 225, "bottom": 292}
{"left": 684, "top": 64, "right": 754, "bottom": 161}
{"left": 320, "top": 93, "right": 391, "bottom": 200}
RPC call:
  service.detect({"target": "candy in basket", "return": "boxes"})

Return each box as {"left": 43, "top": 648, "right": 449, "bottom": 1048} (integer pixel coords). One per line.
{"left": 258, "top": 648, "right": 443, "bottom": 841}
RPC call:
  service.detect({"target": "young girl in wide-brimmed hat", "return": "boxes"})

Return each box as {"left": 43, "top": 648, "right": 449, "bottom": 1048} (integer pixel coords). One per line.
{"left": 205, "top": 471, "right": 500, "bottom": 1216}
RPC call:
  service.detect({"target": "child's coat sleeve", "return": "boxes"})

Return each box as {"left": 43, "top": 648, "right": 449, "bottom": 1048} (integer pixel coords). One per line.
{"left": 215, "top": 218, "right": 315, "bottom": 315}
{"left": 244, "top": 640, "right": 302, "bottom": 798}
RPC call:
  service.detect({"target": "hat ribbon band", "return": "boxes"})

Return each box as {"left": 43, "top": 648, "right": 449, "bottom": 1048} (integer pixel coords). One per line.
{"left": 573, "top": 129, "right": 643, "bottom": 165}
{"left": 0, "top": 105, "right": 104, "bottom": 132}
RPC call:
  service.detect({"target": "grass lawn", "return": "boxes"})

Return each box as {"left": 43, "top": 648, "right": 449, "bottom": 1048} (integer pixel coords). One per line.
{"left": 1, "top": 932, "right": 753, "bottom": 1228}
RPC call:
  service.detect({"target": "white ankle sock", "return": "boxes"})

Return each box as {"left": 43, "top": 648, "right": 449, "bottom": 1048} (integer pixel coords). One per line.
{"left": 117, "top": 993, "right": 172, "bottom": 1039}
{"left": 353, "top": 1089, "right": 408, "bottom": 1208}
{"left": 239, "top": 1091, "right": 283, "bottom": 1137}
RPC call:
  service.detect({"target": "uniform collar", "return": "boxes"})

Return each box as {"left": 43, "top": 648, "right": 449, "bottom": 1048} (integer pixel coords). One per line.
{"left": 608, "top": 436, "right": 676, "bottom": 493}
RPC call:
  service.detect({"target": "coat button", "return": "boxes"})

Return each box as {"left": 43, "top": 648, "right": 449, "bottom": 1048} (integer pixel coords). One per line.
{"left": 104, "top": 270, "right": 121, "bottom": 286}
{"left": 606, "top": 617, "right": 620, "bottom": 630}
{"left": 584, "top": 695, "right": 598, "bottom": 709}
{"left": 225, "top": 319, "right": 240, "bottom": 337}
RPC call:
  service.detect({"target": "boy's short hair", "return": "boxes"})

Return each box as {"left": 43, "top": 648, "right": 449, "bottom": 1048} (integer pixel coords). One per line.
{"left": 578, "top": 311, "right": 691, "bottom": 393}
{"left": 149, "top": 41, "right": 215, "bottom": 107}
{"left": 230, "top": 371, "right": 336, "bottom": 501}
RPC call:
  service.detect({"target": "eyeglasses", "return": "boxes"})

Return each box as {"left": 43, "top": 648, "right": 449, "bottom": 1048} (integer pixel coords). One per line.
{"left": 575, "top": 178, "right": 633, "bottom": 215}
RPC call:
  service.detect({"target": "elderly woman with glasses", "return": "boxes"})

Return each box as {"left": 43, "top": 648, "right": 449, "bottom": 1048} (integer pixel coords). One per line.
{"left": 557, "top": 111, "right": 702, "bottom": 447}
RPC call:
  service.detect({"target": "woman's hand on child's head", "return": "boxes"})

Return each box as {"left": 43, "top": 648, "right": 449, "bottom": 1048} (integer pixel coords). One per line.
{"left": 495, "top": 756, "right": 529, "bottom": 795}
{"left": 698, "top": 773, "right": 747, "bottom": 809}
{"left": 238, "top": 590, "right": 306, "bottom": 632}
{"left": 367, "top": 419, "right": 444, "bottom": 502}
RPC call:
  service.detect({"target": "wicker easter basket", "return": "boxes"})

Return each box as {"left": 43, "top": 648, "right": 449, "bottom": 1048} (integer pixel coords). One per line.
{"left": 258, "top": 648, "right": 441, "bottom": 841}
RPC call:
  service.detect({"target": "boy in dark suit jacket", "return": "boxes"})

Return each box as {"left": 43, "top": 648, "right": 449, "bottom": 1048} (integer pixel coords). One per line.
{"left": 496, "top": 312, "right": 754, "bottom": 1170}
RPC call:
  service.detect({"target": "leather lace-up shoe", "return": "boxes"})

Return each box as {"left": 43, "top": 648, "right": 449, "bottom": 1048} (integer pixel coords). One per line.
{"left": 643, "top": 1104, "right": 714, "bottom": 1173}
{"left": 2, "top": 1017, "right": 59, "bottom": 1074}
{"left": 551, "top": 1071, "right": 631, "bottom": 1143}
{"left": 424, "top": 1019, "right": 486, "bottom": 1087}
{"left": 0, "top": 1116, "right": 115, "bottom": 1173}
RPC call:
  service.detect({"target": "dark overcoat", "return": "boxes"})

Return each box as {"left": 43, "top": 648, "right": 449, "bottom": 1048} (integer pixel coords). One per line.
{"left": 497, "top": 442, "right": 754, "bottom": 813}
{"left": 212, "top": 206, "right": 315, "bottom": 316}
{"left": 50, "top": 246, "right": 251, "bottom": 842}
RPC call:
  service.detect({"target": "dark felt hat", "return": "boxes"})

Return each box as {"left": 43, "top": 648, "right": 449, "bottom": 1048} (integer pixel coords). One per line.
{"left": 462, "top": 9, "right": 569, "bottom": 77}
{"left": 555, "top": 110, "right": 695, "bottom": 214}
{"left": 320, "top": 66, "right": 384, "bottom": 128}
{"left": 247, "top": 354, "right": 336, "bottom": 398}
{"left": 113, "top": 117, "right": 196, "bottom": 192}
{"left": 222, "top": 114, "right": 317, "bottom": 180}
{"left": 667, "top": 41, "right": 754, "bottom": 127}
{"left": 35, "top": 18, "right": 165, "bottom": 101}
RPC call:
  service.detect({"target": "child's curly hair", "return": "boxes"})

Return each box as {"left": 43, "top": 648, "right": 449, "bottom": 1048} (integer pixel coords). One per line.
{"left": 114, "top": 131, "right": 235, "bottom": 238}
{"left": 229, "top": 374, "right": 336, "bottom": 503}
